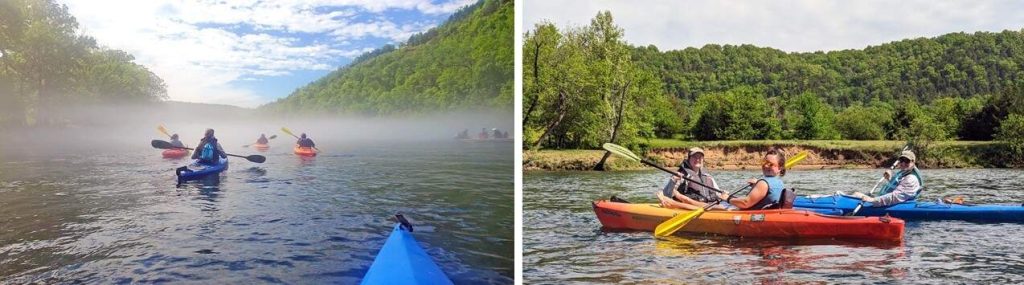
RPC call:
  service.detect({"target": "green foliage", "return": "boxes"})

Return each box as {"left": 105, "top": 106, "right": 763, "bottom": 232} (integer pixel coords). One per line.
{"left": 996, "top": 114, "right": 1024, "bottom": 165}
{"left": 523, "top": 11, "right": 669, "bottom": 149}
{"left": 262, "top": 0, "right": 512, "bottom": 115}
{"left": 788, "top": 92, "right": 840, "bottom": 140}
{"left": 0, "top": 0, "right": 165, "bottom": 128}
{"left": 689, "top": 87, "right": 781, "bottom": 140}
{"left": 835, "top": 104, "right": 889, "bottom": 140}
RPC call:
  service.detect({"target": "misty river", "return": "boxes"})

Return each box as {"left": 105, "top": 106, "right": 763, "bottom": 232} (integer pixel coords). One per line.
{"left": 525, "top": 168, "right": 1024, "bottom": 284}
{"left": 0, "top": 115, "right": 514, "bottom": 284}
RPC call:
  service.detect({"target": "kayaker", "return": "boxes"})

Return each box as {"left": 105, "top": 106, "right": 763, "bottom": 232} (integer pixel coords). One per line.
{"left": 503, "top": 131, "right": 509, "bottom": 139}
{"left": 456, "top": 129, "right": 470, "bottom": 139}
{"left": 492, "top": 128, "right": 502, "bottom": 139}
{"left": 479, "top": 128, "right": 489, "bottom": 139}
{"left": 169, "top": 134, "right": 185, "bottom": 148}
{"left": 657, "top": 147, "right": 722, "bottom": 210}
{"left": 256, "top": 134, "right": 269, "bottom": 144}
{"left": 848, "top": 150, "right": 922, "bottom": 206}
{"left": 191, "top": 128, "right": 227, "bottom": 164}
{"left": 717, "top": 149, "right": 787, "bottom": 210}
{"left": 297, "top": 133, "right": 316, "bottom": 148}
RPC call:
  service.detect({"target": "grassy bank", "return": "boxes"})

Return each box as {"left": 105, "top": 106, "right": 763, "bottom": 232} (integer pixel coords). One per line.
{"left": 525, "top": 140, "right": 1012, "bottom": 171}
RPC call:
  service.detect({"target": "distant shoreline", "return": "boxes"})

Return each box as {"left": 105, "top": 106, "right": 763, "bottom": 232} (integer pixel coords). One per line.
{"left": 524, "top": 140, "right": 1012, "bottom": 171}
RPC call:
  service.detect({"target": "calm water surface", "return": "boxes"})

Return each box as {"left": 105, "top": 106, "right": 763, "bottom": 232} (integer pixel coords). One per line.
{"left": 525, "top": 168, "right": 1024, "bottom": 284}
{"left": 1, "top": 140, "right": 513, "bottom": 284}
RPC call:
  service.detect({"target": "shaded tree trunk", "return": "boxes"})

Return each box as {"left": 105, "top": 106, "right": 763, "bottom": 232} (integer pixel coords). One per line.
{"left": 523, "top": 41, "right": 542, "bottom": 126}
{"left": 532, "top": 89, "right": 568, "bottom": 150}
{"left": 595, "top": 79, "right": 632, "bottom": 170}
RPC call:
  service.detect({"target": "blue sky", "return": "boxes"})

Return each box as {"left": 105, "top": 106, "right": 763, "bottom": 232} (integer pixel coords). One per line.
{"left": 64, "top": 0, "right": 476, "bottom": 107}
{"left": 526, "top": 0, "right": 1024, "bottom": 53}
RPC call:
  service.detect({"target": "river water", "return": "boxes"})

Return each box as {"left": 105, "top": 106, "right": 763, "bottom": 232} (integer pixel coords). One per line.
{"left": 525, "top": 168, "right": 1024, "bottom": 284}
{"left": 0, "top": 140, "right": 513, "bottom": 284}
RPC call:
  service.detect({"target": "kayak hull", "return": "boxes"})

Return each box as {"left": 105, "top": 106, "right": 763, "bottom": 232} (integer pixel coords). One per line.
{"left": 294, "top": 146, "right": 317, "bottom": 156}
{"left": 162, "top": 148, "right": 189, "bottom": 159}
{"left": 593, "top": 200, "right": 904, "bottom": 242}
{"left": 252, "top": 143, "right": 269, "bottom": 151}
{"left": 362, "top": 224, "right": 453, "bottom": 285}
{"left": 794, "top": 194, "right": 1024, "bottom": 222}
{"left": 176, "top": 157, "right": 228, "bottom": 183}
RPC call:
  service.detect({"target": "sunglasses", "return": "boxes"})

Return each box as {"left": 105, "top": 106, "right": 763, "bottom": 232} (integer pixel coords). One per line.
{"left": 898, "top": 158, "right": 911, "bottom": 163}
{"left": 762, "top": 159, "right": 778, "bottom": 168}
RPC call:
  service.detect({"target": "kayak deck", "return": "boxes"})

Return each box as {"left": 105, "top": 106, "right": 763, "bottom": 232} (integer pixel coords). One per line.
{"left": 362, "top": 223, "right": 452, "bottom": 285}
{"left": 795, "top": 194, "right": 1024, "bottom": 222}
{"left": 593, "top": 200, "right": 904, "bottom": 242}
{"left": 175, "top": 157, "right": 229, "bottom": 183}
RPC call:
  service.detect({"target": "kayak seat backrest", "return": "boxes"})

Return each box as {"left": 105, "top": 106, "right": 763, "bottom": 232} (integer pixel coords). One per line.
{"left": 909, "top": 186, "right": 926, "bottom": 201}
{"left": 760, "top": 188, "right": 796, "bottom": 209}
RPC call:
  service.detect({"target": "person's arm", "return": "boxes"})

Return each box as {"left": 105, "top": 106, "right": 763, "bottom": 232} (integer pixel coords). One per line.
{"left": 191, "top": 141, "right": 203, "bottom": 159}
{"left": 722, "top": 181, "right": 769, "bottom": 209}
{"left": 217, "top": 143, "right": 227, "bottom": 158}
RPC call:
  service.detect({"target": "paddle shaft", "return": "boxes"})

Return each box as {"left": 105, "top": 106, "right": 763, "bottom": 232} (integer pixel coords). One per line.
{"left": 641, "top": 159, "right": 726, "bottom": 195}
{"left": 868, "top": 145, "right": 911, "bottom": 196}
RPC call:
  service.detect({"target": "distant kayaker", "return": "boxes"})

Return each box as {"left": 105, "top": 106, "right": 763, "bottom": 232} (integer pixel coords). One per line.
{"left": 191, "top": 128, "right": 227, "bottom": 164}
{"left": 848, "top": 150, "right": 922, "bottom": 206}
{"left": 503, "top": 131, "right": 509, "bottom": 139}
{"left": 479, "top": 128, "right": 489, "bottom": 140}
{"left": 257, "top": 134, "right": 269, "bottom": 144}
{"left": 657, "top": 147, "right": 722, "bottom": 210}
{"left": 492, "top": 128, "right": 502, "bottom": 139}
{"left": 297, "top": 133, "right": 316, "bottom": 148}
{"left": 456, "top": 129, "right": 470, "bottom": 139}
{"left": 169, "top": 134, "right": 185, "bottom": 148}
{"left": 717, "top": 149, "right": 787, "bottom": 210}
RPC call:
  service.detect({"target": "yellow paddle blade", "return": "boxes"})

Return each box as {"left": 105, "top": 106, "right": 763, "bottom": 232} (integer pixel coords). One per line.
{"left": 281, "top": 127, "right": 297, "bottom": 138}
{"left": 654, "top": 207, "right": 705, "bottom": 237}
{"left": 602, "top": 143, "right": 641, "bottom": 162}
{"left": 784, "top": 151, "right": 809, "bottom": 169}
{"left": 157, "top": 125, "right": 171, "bottom": 138}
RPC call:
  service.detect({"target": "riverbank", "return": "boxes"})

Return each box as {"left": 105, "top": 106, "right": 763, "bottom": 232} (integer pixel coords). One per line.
{"left": 524, "top": 140, "right": 1011, "bottom": 171}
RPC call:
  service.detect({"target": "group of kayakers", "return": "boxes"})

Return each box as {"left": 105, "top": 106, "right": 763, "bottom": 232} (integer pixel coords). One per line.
{"left": 456, "top": 128, "right": 510, "bottom": 140}
{"left": 656, "top": 147, "right": 922, "bottom": 211}
{"left": 166, "top": 129, "right": 318, "bottom": 164}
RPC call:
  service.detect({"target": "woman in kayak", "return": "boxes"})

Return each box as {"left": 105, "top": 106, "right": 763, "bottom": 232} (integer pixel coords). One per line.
{"left": 657, "top": 147, "right": 722, "bottom": 210}
{"left": 191, "top": 129, "right": 227, "bottom": 164}
{"left": 169, "top": 134, "right": 185, "bottom": 148}
{"left": 717, "top": 149, "right": 787, "bottom": 210}
{"left": 297, "top": 133, "right": 316, "bottom": 148}
{"left": 848, "top": 150, "right": 922, "bottom": 206}
{"left": 256, "top": 134, "right": 269, "bottom": 144}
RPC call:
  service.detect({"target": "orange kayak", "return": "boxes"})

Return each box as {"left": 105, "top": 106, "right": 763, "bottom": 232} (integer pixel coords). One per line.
{"left": 252, "top": 143, "right": 269, "bottom": 151}
{"left": 162, "top": 148, "right": 189, "bottom": 159}
{"left": 294, "top": 146, "right": 317, "bottom": 156}
{"left": 593, "top": 200, "right": 904, "bottom": 242}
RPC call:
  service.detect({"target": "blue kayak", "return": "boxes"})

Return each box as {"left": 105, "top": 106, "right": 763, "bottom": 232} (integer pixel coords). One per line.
{"left": 175, "top": 157, "right": 228, "bottom": 183}
{"left": 794, "top": 194, "right": 1024, "bottom": 222}
{"left": 362, "top": 217, "right": 452, "bottom": 285}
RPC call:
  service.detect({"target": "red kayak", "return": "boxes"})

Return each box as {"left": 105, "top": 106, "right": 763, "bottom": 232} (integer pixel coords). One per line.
{"left": 162, "top": 148, "right": 189, "bottom": 159}
{"left": 252, "top": 143, "right": 270, "bottom": 152}
{"left": 294, "top": 145, "right": 317, "bottom": 157}
{"left": 593, "top": 200, "right": 904, "bottom": 242}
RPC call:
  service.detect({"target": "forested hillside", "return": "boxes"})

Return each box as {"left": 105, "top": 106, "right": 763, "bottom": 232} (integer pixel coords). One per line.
{"left": 1, "top": 0, "right": 167, "bottom": 128}
{"left": 263, "top": 0, "right": 513, "bottom": 115}
{"left": 524, "top": 11, "right": 1024, "bottom": 160}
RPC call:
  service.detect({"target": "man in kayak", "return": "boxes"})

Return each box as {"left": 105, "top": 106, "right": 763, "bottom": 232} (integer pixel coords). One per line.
{"left": 492, "top": 128, "right": 502, "bottom": 139}
{"left": 716, "top": 149, "right": 787, "bottom": 210}
{"left": 256, "top": 134, "right": 269, "bottom": 144}
{"left": 297, "top": 133, "right": 316, "bottom": 148}
{"left": 656, "top": 147, "right": 722, "bottom": 210}
{"left": 191, "top": 129, "right": 227, "bottom": 164}
{"left": 169, "top": 134, "right": 185, "bottom": 148}
{"left": 848, "top": 150, "right": 922, "bottom": 206}
{"left": 479, "top": 128, "right": 489, "bottom": 139}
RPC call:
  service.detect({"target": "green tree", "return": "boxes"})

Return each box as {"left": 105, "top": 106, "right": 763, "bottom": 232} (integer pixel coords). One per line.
{"left": 836, "top": 105, "right": 889, "bottom": 140}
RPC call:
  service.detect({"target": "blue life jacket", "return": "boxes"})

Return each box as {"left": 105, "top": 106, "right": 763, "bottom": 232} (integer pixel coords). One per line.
{"left": 199, "top": 138, "right": 218, "bottom": 163}
{"left": 750, "top": 176, "right": 785, "bottom": 210}
{"left": 878, "top": 167, "right": 923, "bottom": 196}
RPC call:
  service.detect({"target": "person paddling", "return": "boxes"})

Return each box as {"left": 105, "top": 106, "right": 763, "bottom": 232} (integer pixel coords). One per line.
{"left": 256, "top": 134, "right": 269, "bottom": 144}
{"left": 717, "top": 149, "right": 788, "bottom": 210}
{"left": 297, "top": 133, "right": 316, "bottom": 148}
{"left": 478, "top": 128, "right": 489, "bottom": 140}
{"left": 191, "top": 129, "right": 227, "bottom": 165}
{"left": 657, "top": 147, "right": 723, "bottom": 210}
{"left": 169, "top": 134, "right": 185, "bottom": 148}
{"left": 848, "top": 150, "right": 923, "bottom": 206}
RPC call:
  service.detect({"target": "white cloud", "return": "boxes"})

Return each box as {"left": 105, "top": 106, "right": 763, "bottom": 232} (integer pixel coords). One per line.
{"left": 524, "top": 0, "right": 1024, "bottom": 53}
{"left": 61, "top": 0, "right": 472, "bottom": 107}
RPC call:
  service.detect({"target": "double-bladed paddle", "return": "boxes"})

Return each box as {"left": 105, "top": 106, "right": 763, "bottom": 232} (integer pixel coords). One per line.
{"left": 152, "top": 140, "right": 266, "bottom": 163}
